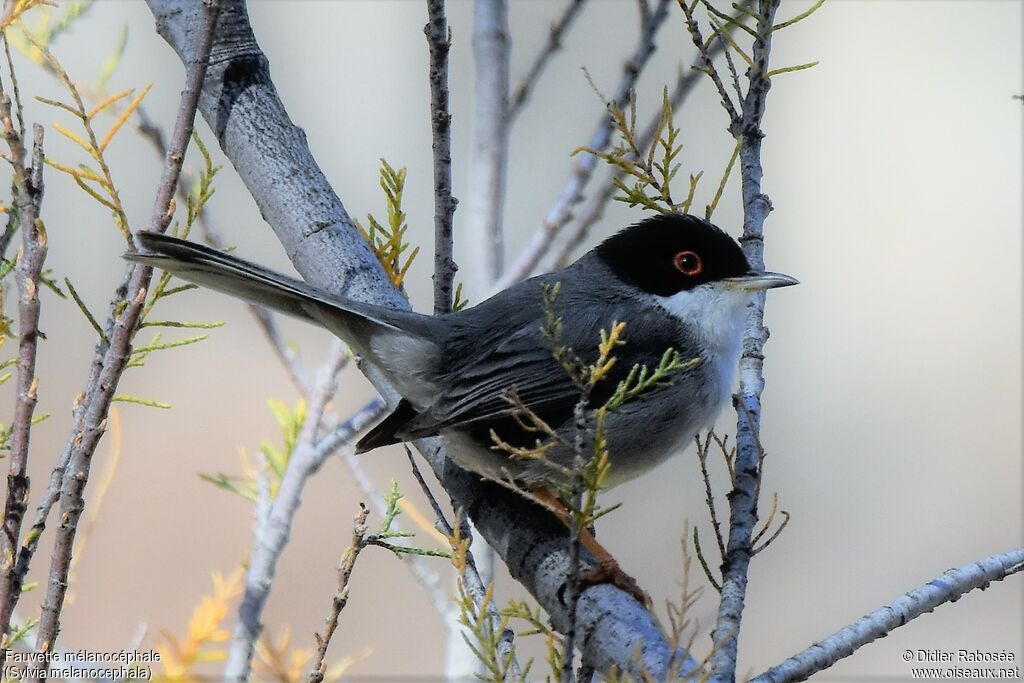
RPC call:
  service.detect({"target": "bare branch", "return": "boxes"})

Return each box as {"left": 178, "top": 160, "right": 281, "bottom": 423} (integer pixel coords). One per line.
{"left": 307, "top": 504, "right": 370, "bottom": 683}
{"left": 508, "top": 0, "right": 589, "bottom": 121}
{"left": 29, "top": 0, "right": 222, "bottom": 659}
{"left": 752, "top": 547, "right": 1024, "bottom": 683}
{"left": 0, "top": 111, "right": 46, "bottom": 648}
{"left": 710, "top": 1, "right": 784, "bottom": 679}
{"left": 493, "top": 0, "right": 673, "bottom": 293}
{"left": 225, "top": 345, "right": 349, "bottom": 679}
{"left": 465, "top": 0, "right": 510, "bottom": 292}
{"left": 405, "top": 448, "right": 523, "bottom": 682}
{"left": 425, "top": 0, "right": 459, "bottom": 314}
{"left": 315, "top": 398, "right": 388, "bottom": 463}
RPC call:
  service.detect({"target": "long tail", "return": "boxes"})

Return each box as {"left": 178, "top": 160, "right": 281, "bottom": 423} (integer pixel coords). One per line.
{"left": 127, "top": 232, "right": 441, "bottom": 404}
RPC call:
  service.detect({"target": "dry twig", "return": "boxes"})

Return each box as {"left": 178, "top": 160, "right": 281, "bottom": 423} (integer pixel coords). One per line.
{"left": 307, "top": 504, "right": 370, "bottom": 683}
{"left": 508, "top": 0, "right": 589, "bottom": 121}
{"left": 425, "top": 0, "right": 459, "bottom": 314}
{"left": 0, "top": 107, "right": 46, "bottom": 651}
{"left": 27, "top": 0, "right": 221, "bottom": 659}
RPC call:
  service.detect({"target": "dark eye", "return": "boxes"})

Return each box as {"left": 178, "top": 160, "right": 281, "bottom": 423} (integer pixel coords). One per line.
{"left": 673, "top": 250, "right": 703, "bottom": 276}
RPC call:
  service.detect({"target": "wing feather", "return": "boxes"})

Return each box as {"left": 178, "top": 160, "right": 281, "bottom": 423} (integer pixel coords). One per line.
{"left": 398, "top": 298, "right": 694, "bottom": 440}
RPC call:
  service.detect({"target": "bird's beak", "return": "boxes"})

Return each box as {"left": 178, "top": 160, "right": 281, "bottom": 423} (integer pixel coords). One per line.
{"left": 723, "top": 271, "right": 800, "bottom": 291}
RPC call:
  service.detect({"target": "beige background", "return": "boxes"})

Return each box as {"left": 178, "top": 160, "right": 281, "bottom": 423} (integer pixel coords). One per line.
{"left": 1, "top": 0, "right": 1020, "bottom": 680}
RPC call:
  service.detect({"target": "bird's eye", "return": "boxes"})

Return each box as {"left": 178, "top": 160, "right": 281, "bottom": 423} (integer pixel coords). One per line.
{"left": 673, "top": 250, "right": 703, "bottom": 276}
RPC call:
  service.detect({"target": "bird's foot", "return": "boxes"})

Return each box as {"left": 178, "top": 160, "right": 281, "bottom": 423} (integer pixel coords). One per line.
{"left": 580, "top": 557, "right": 651, "bottom": 608}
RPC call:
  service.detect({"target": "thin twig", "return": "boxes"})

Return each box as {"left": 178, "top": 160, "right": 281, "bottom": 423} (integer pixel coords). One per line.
{"left": 548, "top": 25, "right": 730, "bottom": 269}
{"left": 405, "top": 448, "right": 523, "bottom": 682}
{"left": 493, "top": 0, "right": 673, "bottom": 292}
{"left": 709, "top": 1, "right": 783, "bottom": 679}
{"left": 710, "top": 20, "right": 745, "bottom": 106}
{"left": 508, "top": 0, "right": 589, "bottom": 121}
{"left": 461, "top": 2, "right": 511, "bottom": 674}
{"left": 29, "top": 0, "right": 221, "bottom": 659}
{"left": 0, "top": 36, "right": 26, "bottom": 259}
{"left": 425, "top": 0, "right": 459, "bottom": 314}
{"left": 340, "top": 443, "right": 449, "bottom": 616}
{"left": 679, "top": 0, "right": 741, "bottom": 124}
{"left": 560, "top": 393, "right": 590, "bottom": 683}
{"left": 307, "top": 503, "right": 370, "bottom": 683}
{"left": 225, "top": 345, "right": 349, "bottom": 680}
{"left": 697, "top": 434, "right": 726, "bottom": 560}
{"left": 752, "top": 547, "right": 1024, "bottom": 683}
{"left": 0, "top": 106, "right": 46, "bottom": 651}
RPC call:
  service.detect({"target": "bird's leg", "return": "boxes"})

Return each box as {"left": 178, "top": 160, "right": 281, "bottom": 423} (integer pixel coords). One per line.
{"left": 529, "top": 487, "right": 651, "bottom": 608}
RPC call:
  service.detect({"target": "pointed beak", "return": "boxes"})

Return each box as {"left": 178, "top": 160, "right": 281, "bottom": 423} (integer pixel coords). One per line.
{"left": 723, "top": 271, "right": 800, "bottom": 291}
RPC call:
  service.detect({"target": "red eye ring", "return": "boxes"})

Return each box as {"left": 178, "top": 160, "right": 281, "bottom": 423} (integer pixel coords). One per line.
{"left": 673, "top": 250, "right": 703, "bottom": 276}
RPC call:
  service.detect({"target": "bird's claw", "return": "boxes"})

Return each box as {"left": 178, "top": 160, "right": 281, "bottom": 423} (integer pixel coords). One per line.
{"left": 580, "top": 558, "right": 651, "bottom": 609}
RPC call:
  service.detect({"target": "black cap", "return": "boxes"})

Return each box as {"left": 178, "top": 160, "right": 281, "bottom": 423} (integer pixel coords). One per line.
{"left": 595, "top": 213, "right": 751, "bottom": 297}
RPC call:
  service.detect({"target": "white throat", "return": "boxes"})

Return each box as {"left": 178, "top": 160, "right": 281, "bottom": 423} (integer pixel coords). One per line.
{"left": 655, "top": 283, "right": 752, "bottom": 406}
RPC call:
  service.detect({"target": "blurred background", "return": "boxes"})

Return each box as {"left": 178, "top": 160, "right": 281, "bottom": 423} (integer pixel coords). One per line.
{"left": 0, "top": 0, "right": 1020, "bottom": 680}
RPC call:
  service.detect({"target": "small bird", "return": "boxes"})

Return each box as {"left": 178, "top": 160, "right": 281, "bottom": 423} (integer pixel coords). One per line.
{"left": 128, "top": 213, "right": 796, "bottom": 599}
{"left": 130, "top": 212, "right": 795, "bottom": 486}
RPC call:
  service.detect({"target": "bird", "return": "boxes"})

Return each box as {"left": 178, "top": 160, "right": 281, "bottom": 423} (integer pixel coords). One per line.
{"left": 128, "top": 212, "right": 796, "bottom": 601}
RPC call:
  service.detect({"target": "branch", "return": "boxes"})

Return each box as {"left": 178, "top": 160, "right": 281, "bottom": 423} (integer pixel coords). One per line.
{"left": 225, "top": 346, "right": 349, "bottom": 680}
{"left": 133, "top": 104, "right": 314, "bottom": 396}
{"left": 307, "top": 503, "right": 370, "bottom": 683}
{"left": 425, "top": 0, "right": 459, "bottom": 314}
{"left": 709, "top": 1, "right": 783, "bottom": 679}
{"left": 493, "top": 0, "right": 672, "bottom": 293}
{"left": 752, "top": 547, "right": 1024, "bottom": 683}
{"left": 465, "top": 0, "right": 509, "bottom": 292}
{"left": 679, "top": 0, "right": 741, "bottom": 124}
{"left": 314, "top": 397, "right": 389, "bottom": 464}
{"left": 341, "top": 443, "right": 448, "bottom": 617}
{"left": 0, "top": 108, "right": 46, "bottom": 649}
{"left": 508, "top": 0, "right": 589, "bottom": 122}
{"left": 405, "top": 449, "right": 522, "bottom": 682}
{"left": 28, "top": 0, "right": 221, "bottom": 659}
{"left": 548, "top": 26, "right": 735, "bottom": 268}
{"left": 459, "top": 3, "right": 511, "bottom": 669}
{"left": 145, "top": 1, "right": 697, "bottom": 677}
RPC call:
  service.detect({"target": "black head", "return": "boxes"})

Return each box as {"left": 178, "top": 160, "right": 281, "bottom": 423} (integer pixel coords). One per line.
{"left": 594, "top": 213, "right": 751, "bottom": 297}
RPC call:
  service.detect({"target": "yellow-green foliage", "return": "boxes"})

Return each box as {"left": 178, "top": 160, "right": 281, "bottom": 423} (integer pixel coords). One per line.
{"left": 357, "top": 159, "right": 419, "bottom": 292}
{"left": 575, "top": 86, "right": 696, "bottom": 215}
{"left": 155, "top": 569, "right": 244, "bottom": 681}
{"left": 448, "top": 522, "right": 530, "bottom": 683}
{"left": 200, "top": 397, "right": 307, "bottom": 503}
{"left": 35, "top": 40, "right": 149, "bottom": 240}
{"left": 368, "top": 481, "right": 451, "bottom": 559}
{"left": 6, "top": 1, "right": 94, "bottom": 56}
{"left": 5, "top": 19, "right": 223, "bottom": 409}
{"left": 154, "top": 569, "right": 361, "bottom": 683}
{"left": 500, "top": 599, "right": 563, "bottom": 682}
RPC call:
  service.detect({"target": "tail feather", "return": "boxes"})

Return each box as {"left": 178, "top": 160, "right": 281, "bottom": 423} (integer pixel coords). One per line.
{"left": 127, "top": 232, "right": 441, "bottom": 406}
{"left": 355, "top": 399, "right": 420, "bottom": 453}
{"left": 129, "top": 232, "right": 402, "bottom": 333}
